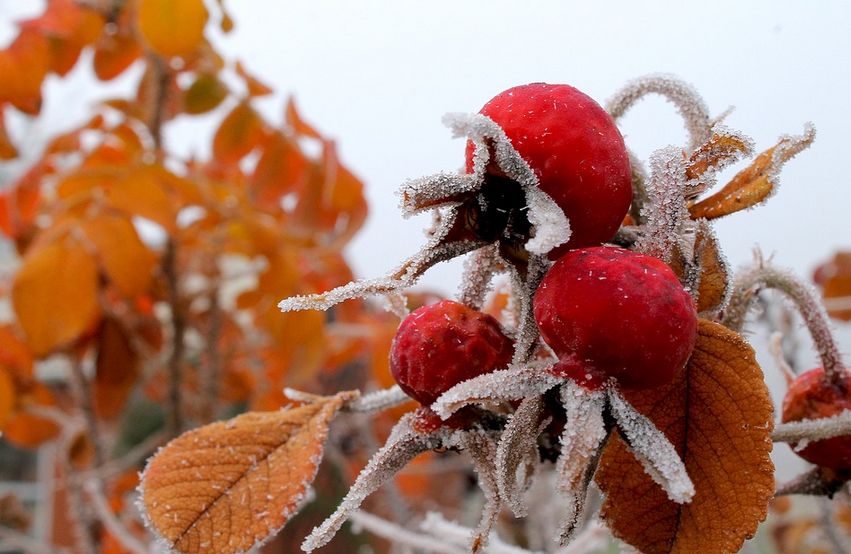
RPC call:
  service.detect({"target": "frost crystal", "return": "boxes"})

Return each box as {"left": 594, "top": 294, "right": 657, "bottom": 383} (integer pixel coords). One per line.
{"left": 399, "top": 172, "right": 479, "bottom": 216}
{"left": 606, "top": 74, "right": 712, "bottom": 152}
{"left": 495, "top": 396, "right": 549, "bottom": 517}
{"left": 606, "top": 388, "right": 695, "bottom": 504}
{"left": 432, "top": 363, "right": 562, "bottom": 420}
{"left": 553, "top": 381, "right": 608, "bottom": 544}
{"left": 458, "top": 244, "right": 501, "bottom": 310}
{"left": 635, "top": 146, "right": 691, "bottom": 262}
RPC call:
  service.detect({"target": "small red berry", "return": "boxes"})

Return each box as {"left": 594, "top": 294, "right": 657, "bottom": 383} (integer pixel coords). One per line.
{"left": 781, "top": 368, "right": 851, "bottom": 469}
{"left": 390, "top": 300, "right": 514, "bottom": 406}
{"left": 465, "top": 83, "right": 632, "bottom": 255}
{"left": 533, "top": 246, "right": 698, "bottom": 390}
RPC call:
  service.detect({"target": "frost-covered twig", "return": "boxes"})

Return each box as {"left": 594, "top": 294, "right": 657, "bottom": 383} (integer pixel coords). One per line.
{"left": 83, "top": 480, "right": 149, "bottom": 554}
{"left": 606, "top": 74, "right": 712, "bottom": 152}
{"left": 769, "top": 332, "right": 797, "bottom": 385}
{"left": 772, "top": 410, "right": 851, "bottom": 443}
{"left": 724, "top": 261, "right": 845, "bottom": 380}
{"left": 349, "top": 511, "right": 467, "bottom": 554}
{"left": 345, "top": 385, "right": 411, "bottom": 413}
{"left": 420, "top": 512, "right": 539, "bottom": 554}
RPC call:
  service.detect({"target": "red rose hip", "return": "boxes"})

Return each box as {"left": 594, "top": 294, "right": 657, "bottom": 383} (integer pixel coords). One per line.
{"left": 390, "top": 300, "right": 514, "bottom": 406}
{"left": 781, "top": 367, "right": 851, "bottom": 469}
{"left": 465, "top": 83, "right": 632, "bottom": 255}
{"left": 533, "top": 246, "right": 698, "bottom": 390}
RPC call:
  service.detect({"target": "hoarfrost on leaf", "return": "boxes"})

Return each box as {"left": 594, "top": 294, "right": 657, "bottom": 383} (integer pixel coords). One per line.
{"left": 495, "top": 396, "right": 549, "bottom": 517}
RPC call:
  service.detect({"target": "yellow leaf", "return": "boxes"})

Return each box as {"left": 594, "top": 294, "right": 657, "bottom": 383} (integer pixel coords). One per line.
{"left": 12, "top": 238, "right": 100, "bottom": 356}
{"left": 596, "top": 319, "right": 775, "bottom": 554}
{"left": 689, "top": 125, "right": 814, "bottom": 220}
{"left": 138, "top": 0, "right": 208, "bottom": 58}
{"left": 140, "top": 392, "right": 354, "bottom": 554}
{"left": 82, "top": 213, "right": 157, "bottom": 298}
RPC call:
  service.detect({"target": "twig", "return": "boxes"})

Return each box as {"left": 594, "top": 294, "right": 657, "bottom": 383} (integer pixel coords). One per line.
{"left": 66, "top": 358, "right": 106, "bottom": 467}
{"left": 83, "top": 480, "right": 149, "bottom": 554}
{"left": 769, "top": 332, "right": 797, "bottom": 385}
{"left": 772, "top": 410, "right": 851, "bottom": 443}
{"left": 74, "top": 431, "right": 166, "bottom": 485}
{"left": 724, "top": 260, "right": 846, "bottom": 381}
{"left": 348, "top": 511, "right": 466, "bottom": 554}
{"left": 163, "top": 238, "right": 185, "bottom": 438}
{"left": 776, "top": 467, "right": 851, "bottom": 497}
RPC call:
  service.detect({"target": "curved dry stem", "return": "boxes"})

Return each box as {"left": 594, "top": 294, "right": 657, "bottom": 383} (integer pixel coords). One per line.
{"left": 723, "top": 261, "right": 846, "bottom": 380}
{"left": 458, "top": 244, "right": 502, "bottom": 310}
{"left": 606, "top": 74, "right": 712, "bottom": 152}
{"left": 460, "top": 431, "right": 502, "bottom": 553}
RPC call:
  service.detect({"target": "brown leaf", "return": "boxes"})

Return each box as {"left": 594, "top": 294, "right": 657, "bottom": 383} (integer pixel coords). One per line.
{"left": 689, "top": 125, "right": 814, "bottom": 220}
{"left": 596, "top": 319, "right": 774, "bottom": 554}
{"left": 137, "top": 0, "right": 208, "bottom": 59}
{"left": 685, "top": 130, "right": 752, "bottom": 185}
{"left": 12, "top": 237, "right": 100, "bottom": 356}
{"left": 140, "top": 392, "right": 355, "bottom": 554}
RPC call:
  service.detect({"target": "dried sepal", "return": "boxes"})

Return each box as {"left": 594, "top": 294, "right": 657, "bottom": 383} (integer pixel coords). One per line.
{"left": 459, "top": 430, "right": 502, "bottom": 553}
{"left": 458, "top": 244, "right": 502, "bottom": 310}
{"left": 669, "top": 220, "right": 731, "bottom": 314}
{"left": 343, "top": 385, "right": 410, "bottom": 414}
{"left": 399, "top": 172, "right": 479, "bottom": 216}
{"left": 685, "top": 126, "right": 754, "bottom": 198}
{"left": 553, "top": 381, "right": 608, "bottom": 544}
{"left": 606, "top": 387, "right": 695, "bottom": 504}
{"left": 301, "top": 414, "right": 441, "bottom": 552}
{"left": 496, "top": 395, "right": 549, "bottom": 517}
{"left": 627, "top": 149, "right": 649, "bottom": 224}
{"left": 606, "top": 74, "right": 712, "bottom": 152}
{"left": 635, "top": 146, "right": 691, "bottom": 262}
{"left": 689, "top": 123, "right": 815, "bottom": 220}
{"left": 509, "top": 254, "right": 551, "bottom": 364}
{"left": 432, "top": 363, "right": 562, "bottom": 420}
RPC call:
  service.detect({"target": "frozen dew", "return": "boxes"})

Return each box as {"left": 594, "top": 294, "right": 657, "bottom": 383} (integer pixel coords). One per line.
{"left": 495, "top": 396, "right": 549, "bottom": 517}
{"left": 606, "top": 387, "right": 695, "bottom": 504}
{"left": 301, "top": 414, "right": 442, "bottom": 552}
{"left": 606, "top": 74, "right": 712, "bottom": 152}
{"left": 278, "top": 277, "right": 406, "bottom": 313}
{"left": 766, "top": 122, "right": 816, "bottom": 189}
{"left": 553, "top": 381, "right": 608, "bottom": 544}
{"left": 635, "top": 145, "right": 691, "bottom": 263}
{"left": 432, "top": 363, "right": 562, "bottom": 420}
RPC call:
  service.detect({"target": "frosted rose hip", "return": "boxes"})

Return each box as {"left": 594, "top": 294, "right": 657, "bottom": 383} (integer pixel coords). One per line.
{"left": 533, "top": 246, "right": 697, "bottom": 390}
{"left": 390, "top": 300, "right": 514, "bottom": 406}
{"left": 465, "top": 83, "right": 632, "bottom": 255}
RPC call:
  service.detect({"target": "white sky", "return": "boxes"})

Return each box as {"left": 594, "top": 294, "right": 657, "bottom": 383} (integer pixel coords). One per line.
{"left": 3, "top": 0, "right": 851, "bottom": 477}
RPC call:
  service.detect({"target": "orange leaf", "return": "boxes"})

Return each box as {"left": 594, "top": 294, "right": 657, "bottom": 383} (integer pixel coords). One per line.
{"left": 0, "top": 367, "right": 14, "bottom": 429}
{"left": 685, "top": 130, "right": 752, "bottom": 184}
{"left": 0, "top": 111, "right": 18, "bottom": 159}
{"left": 93, "top": 319, "right": 139, "bottom": 420}
{"left": 250, "top": 133, "right": 308, "bottom": 210}
{"left": 107, "top": 167, "right": 179, "bottom": 231}
{"left": 140, "top": 392, "right": 355, "bottom": 553}
{"left": 285, "top": 97, "right": 321, "bottom": 139}
{"left": 0, "top": 325, "right": 33, "bottom": 380}
{"left": 93, "top": 28, "right": 141, "bottom": 81}
{"left": 213, "top": 101, "right": 267, "bottom": 163}
{"left": 814, "top": 251, "right": 851, "bottom": 321}
{"left": 2, "top": 382, "right": 60, "bottom": 448}
{"left": 137, "top": 0, "right": 208, "bottom": 59}
{"left": 596, "top": 319, "right": 774, "bottom": 554}
{"left": 235, "top": 61, "right": 273, "bottom": 97}
{"left": 692, "top": 227, "right": 729, "bottom": 313}
{"left": 0, "top": 29, "right": 49, "bottom": 114}
{"left": 183, "top": 73, "right": 228, "bottom": 115}
{"left": 12, "top": 237, "right": 100, "bottom": 356}
{"left": 689, "top": 126, "right": 814, "bottom": 220}
{"left": 81, "top": 213, "right": 157, "bottom": 298}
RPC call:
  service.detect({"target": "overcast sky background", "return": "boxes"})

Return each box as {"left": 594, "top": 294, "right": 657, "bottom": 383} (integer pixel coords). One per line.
{"left": 2, "top": 0, "right": 850, "bottom": 477}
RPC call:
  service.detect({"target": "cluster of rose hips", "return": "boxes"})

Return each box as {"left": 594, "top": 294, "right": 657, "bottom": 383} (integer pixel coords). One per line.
{"left": 392, "top": 83, "right": 698, "bottom": 417}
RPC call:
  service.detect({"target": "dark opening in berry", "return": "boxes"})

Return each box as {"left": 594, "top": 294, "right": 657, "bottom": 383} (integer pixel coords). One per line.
{"left": 464, "top": 83, "right": 632, "bottom": 258}
{"left": 390, "top": 300, "right": 514, "bottom": 406}
{"left": 533, "top": 246, "right": 698, "bottom": 390}
{"left": 781, "top": 367, "right": 851, "bottom": 469}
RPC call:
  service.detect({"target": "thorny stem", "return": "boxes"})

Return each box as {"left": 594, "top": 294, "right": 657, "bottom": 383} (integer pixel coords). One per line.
{"left": 724, "top": 262, "right": 846, "bottom": 381}
{"left": 164, "top": 238, "right": 185, "bottom": 437}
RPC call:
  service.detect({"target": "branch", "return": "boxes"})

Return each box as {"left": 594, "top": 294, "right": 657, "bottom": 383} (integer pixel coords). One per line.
{"left": 83, "top": 481, "right": 149, "bottom": 554}
{"left": 348, "top": 511, "right": 466, "bottom": 554}
{"left": 163, "top": 238, "right": 185, "bottom": 438}
{"left": 772, "top": 410, "right": 851, "bottom": 443}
